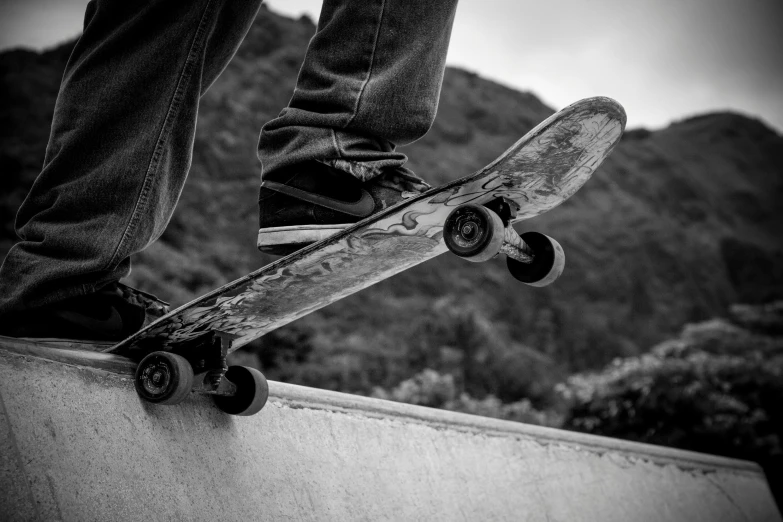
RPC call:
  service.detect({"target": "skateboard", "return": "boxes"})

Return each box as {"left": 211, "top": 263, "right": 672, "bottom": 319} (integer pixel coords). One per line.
{"left": 108, "top": 97, "right": 626, "bottom": 416}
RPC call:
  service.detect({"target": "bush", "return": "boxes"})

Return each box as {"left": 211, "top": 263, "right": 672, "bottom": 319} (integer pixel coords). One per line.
{"left": 372, "top": 369, "right": 563, "bottom": 427}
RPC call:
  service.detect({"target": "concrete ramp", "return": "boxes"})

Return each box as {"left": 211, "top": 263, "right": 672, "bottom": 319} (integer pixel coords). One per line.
{"left": 1, "top": 339, "right": 779, "bottom": 521}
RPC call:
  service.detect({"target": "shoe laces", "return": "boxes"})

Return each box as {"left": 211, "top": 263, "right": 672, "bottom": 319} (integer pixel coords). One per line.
{"left": 371, "top": 166, "right": 432, "bottom": 195}
{"left": 109, "top": 283, "right": 170, "bottom": 319}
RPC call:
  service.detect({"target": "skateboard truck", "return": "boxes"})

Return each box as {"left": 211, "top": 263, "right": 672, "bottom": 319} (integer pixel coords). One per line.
{"left": 133, "top": 331, "right": 269, "bottom": 416}
{"left": 190, "top": 331, "right": 237, "bottom": 396}
{"left": 483, "top": 196, "right": 518, "bottom": 226}
{"left": 443, "top": 197, "right": 566, "bottom": 287}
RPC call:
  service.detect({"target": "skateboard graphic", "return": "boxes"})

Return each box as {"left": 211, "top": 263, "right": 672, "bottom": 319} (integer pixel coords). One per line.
{"left": 109, "top": 97, "right": 626, "bottom": 416}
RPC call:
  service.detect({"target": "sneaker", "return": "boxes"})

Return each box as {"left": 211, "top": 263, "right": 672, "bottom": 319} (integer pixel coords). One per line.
{"left": 0, "top": 282, "right": 169, "bottom": 343}
{"left": 257, "top": 160, "right": 431, "bottom": 255}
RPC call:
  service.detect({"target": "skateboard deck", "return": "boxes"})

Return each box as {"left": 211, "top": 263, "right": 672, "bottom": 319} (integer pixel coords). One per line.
{"left": 110, "top": 97, "right": 626, "bottom": 359}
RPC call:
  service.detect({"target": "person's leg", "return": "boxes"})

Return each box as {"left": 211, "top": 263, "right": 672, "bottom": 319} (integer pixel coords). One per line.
{"left": 256, "top": 0, "right": 459, "bottom": 254}
{"left": 0, "top": 0, "right": 262, "bottom": 336}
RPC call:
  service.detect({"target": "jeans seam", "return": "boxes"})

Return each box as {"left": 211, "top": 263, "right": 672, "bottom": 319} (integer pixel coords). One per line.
{"left": 330, "top": 129, "right": 342, "bottom": 159}
{"left": 106, "top": 0, "right": 216, "bottom": 270}
{"left": 342, "top": 0, "right": 386, "bottom": 130}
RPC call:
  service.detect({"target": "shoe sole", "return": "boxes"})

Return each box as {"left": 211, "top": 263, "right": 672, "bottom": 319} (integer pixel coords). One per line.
{"left": 257, "top": 224, "right": 350, "bottom": 255}
{"left": 8, "top": 336, "right": 114, "bottom": 351}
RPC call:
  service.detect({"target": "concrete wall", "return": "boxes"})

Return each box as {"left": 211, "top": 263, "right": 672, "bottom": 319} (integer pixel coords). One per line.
{"left": 1, "top": 339, "right": 779, "bottom": 522}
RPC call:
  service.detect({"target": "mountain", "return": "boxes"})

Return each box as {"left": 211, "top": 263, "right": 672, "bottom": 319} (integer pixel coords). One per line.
{"left": 1, "top": 6, "right": 781, "bottom": 399}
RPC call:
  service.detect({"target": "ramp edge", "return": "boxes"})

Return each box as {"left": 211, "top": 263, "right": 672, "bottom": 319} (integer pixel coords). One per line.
{"left": 0, "top": 337, "right": 765, "bottom": 477}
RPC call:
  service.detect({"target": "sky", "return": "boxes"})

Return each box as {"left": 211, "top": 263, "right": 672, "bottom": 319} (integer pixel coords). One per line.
{"left": 1, "top": 0, "right": 781, "bottom": 132}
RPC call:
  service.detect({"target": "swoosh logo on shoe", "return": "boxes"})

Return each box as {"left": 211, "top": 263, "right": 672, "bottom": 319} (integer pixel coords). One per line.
{"left": 54, "top": 308, "right": 124, "bottom": 336}
{"left": 262, "top": 180, "right": 375, "bottom": 218}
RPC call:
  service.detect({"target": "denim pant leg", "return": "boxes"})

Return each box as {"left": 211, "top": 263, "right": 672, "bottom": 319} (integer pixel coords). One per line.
{"left": 258, "top": 0, "right": 460, "bottom": 181}
{"left": 0, "top": 0, "right": 263, "bottom": 315}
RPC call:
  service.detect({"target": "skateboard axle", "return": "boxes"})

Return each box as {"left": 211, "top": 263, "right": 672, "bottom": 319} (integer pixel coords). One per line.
{"left": 189, "top": 332, "right": 239, "bottom": 396}
{"left": 193, "top": 369, "right": 238, "bottom": 396}
{"left": 500, "top": 227, "right": 534, "bottom": 264}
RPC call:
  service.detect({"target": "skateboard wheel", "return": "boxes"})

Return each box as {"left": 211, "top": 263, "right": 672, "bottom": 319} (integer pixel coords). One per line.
{"left": 213, "top": 366, "right": 269, "bottom": 416}
{"left": 507, "top": 232, "right": 565, "bottom": 287}
{"left": 135, "top": 351, "right": 194, "bottom": 405}
{"left": 444, "top": 204, "right": 505, "bottom": 262}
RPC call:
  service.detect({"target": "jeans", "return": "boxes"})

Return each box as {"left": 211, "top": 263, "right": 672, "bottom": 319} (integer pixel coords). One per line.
{"left": 0, "top": 0, "right": 458, "bottom": 315}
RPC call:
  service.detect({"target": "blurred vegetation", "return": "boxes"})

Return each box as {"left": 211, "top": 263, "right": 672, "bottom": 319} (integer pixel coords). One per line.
{"left": 371, "top": 369, "right": 562, "bottom": 428}
{"left": 560, "top": 303, "right": 783, "bottom": 456}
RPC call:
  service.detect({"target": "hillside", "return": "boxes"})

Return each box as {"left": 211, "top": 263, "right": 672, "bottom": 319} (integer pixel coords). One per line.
{"left": 1, "top": 6, "right": 782, "bottom": 401}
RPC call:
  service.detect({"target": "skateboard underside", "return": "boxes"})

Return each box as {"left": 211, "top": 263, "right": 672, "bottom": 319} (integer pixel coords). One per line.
{"left": 109, "top": 97, "right": 625, "bottom": 358}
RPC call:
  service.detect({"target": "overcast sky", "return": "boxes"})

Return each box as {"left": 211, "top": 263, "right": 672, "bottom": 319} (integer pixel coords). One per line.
{"left": 1, "top": 0, "right": 781, "bottom": 132}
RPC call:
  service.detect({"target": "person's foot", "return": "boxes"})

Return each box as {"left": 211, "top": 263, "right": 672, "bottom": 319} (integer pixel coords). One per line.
{"left": 257, "top": 161, "right": 431, "bottom": 255}
{"left": 0, "top": 282, "right": 169, "bottom": 343}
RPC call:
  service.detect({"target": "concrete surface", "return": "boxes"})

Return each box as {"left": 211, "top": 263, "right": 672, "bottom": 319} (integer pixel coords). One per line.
{"left": 0, "top": 339, "right": 780, "bottom": 522}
